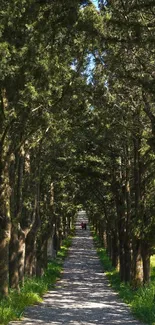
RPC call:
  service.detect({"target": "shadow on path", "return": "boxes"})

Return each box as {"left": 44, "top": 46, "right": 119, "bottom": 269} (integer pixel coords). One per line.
{"left": 9, "top": 211, "right": 143, "bottom": 325}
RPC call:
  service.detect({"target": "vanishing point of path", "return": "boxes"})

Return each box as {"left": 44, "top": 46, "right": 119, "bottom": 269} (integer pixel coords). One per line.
{"left": 9, "top": 211, "right": 144, "bottom": 325}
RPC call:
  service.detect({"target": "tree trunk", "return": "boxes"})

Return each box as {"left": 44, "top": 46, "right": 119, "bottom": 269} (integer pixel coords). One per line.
{"left": 0, "top": 216, "right": 11, "bottom": 296}
{"left": 141, "top": 241, "right": 150, "bottom": 284}
{"left": 9, "top": 148, "right": 25, "bottom": 289}
{"left": 131, "top": 240, "right": 143, "bottom": 287}
{"left": 25, "top": 227, "right": 37, "bottom": 277}
{"left": 119, "top": 237, "right": 125, "bottom": 281}
{"left": 18, "top": 228, "right": 29, "bottom": 285}
{"left": 124, "top": 145, "right": 132, "bottom": 282}
{"left": 107, "top": 232, "right": 112, "bottom": 258}
{"left": 25, "top": 150, "right": 41, "bottom": 277}
{"left": 117, "top": 197, "right": 126, "bottom": 282}
{"left": 124, "top": 238, "right": 131, "bottom": 282}
{"left": 36, "top": 237, "right": 48, "bottom": 277}
{"left": 0, "top": 158, "right": 11, "bottom": 296}
{"left": 111, "top": 163, "right": 127, "bottom": 282}
{"left": 132, "top": 122, "right": 143, "bottom": 287}
{"left": 103, "top": 230, "right": 107, "bottom": 249}
{"left": 98, "top": 220, "right": 104, "bottom": 244}
{"left": 9, "top": 224, "right": 20, "bottom": 290}
{"left": 25, "top": 205, "right": 39, "bottom": 277}
{"left": 111, "top": 231, "right": 119, "bottom": 268}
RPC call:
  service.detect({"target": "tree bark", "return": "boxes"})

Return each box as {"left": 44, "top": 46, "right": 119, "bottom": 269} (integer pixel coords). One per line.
{"left": 141, "top": 241, "right": 150, "bottom": 284}
{"left": 131, "top": 239, "right": 143, "bottom": 287}
{"left": 124, "top": 238, "right": 131, "bottom": 282}
{"left": 9, "top": 149, "right": 24, "bottom": 289}
{"left": 25, "top": 199, "right": 40, "bottom": 278}
{"left": 111, "top": 231, "right": 119, "bottom": 268}
{"left": 103, "top": 230, "right": 107, "bottom": 249}
{"left": 9, "top": 224, "right": 20, "bottom": 290}
{"left": 25, "top": 148, "right": 41, "bottom": 277}
{"left": 0, "top": 160, "right": 11, "bottom": 296}
{"left": 131, "top": 115, "right": 143, "bottom": 286}
{"left": 18, "top": 228, "right": 29, "bottom": 285}
{"left": 25, "top": 228, "right": 37, "bottom": 277}
{"left": 36, "top": 236, "right": 48, "bottom": 277}
{"left": 0, "top": 215, "right": 11, "bottom": 296}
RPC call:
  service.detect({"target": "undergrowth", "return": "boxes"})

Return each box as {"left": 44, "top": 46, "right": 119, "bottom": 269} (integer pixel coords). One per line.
{"left": 0, "top": 236, "right": 73, "bottom": 325}
{"left": 93, "top": 232, "right": 155, "bottom": 325}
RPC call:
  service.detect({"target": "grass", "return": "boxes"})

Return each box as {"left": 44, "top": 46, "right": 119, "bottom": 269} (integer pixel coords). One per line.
{"left": 0, "top": 235, "right": 73, "bottom": 325}
{"left": 93, "top": 232, "right": 155, "bottom": 325}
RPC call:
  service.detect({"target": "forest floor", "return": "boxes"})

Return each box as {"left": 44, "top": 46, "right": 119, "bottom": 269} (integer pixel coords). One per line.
{"left": 9, "top": 211, "right": 144, "bottom": 325}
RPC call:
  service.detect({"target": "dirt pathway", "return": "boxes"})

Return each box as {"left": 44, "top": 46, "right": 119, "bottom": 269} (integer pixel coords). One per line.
{"left": 9, "top": 211, "right": 143, "bottom": 325}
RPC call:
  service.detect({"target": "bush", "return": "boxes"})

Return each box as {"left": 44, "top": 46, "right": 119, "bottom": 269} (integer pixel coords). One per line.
{"left": 132, "top": 284, "right": 155, "bottom": 323}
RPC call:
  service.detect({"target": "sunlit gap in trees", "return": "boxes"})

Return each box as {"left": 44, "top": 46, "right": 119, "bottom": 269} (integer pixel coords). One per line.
{"left": 80, "top": 0, "right": 99, "bottom": 10}
{"left": 71, "top": 0, "right": 99, "bottom": 84}
{"left": 70, "top": 54, "right": 95, "bottom": 84}
{"left": 71, "top": 0, "right": 107, "bottom": 106}
{"left": 85, "top": 54, "right": 95, "bottom": 84}
{"left": 91, "top": 0, "right": 99, "bottom": 10}
{"left": 91, "top": 0, "right": 107, "bottom": 9}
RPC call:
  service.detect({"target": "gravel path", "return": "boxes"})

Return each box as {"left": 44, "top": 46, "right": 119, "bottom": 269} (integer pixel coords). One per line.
{"left": 9, "top": 211, "right": 144, "bottom": 325}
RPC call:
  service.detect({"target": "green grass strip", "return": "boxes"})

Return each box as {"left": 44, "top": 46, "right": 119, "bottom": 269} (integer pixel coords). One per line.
{"left": 0, "top": 236, "right": 73, "bottom": 325}
{"left": 93, "top": 232, "right": 155, "bottom": 325}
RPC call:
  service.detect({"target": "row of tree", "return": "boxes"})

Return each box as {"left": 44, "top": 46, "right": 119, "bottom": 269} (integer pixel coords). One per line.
{"left": 1, "top": 0, "right": 155, "bottom": 297}
{"left": 0, "top": 0, "right": 100, "bottom": 296}
{"left": 83, "top": 0, "right": 155, "bottom": 286}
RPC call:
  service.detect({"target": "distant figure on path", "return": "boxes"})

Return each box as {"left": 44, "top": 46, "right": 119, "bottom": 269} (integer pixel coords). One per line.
{"left": 81, "top": 222, "right": 87, "bottom": 230}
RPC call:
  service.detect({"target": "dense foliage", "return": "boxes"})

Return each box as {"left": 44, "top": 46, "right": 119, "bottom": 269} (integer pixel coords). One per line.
{"left": 0, "top": 0, "right": 98, "bottom": 296}
{"left": 0, "top": 0, "right": 155, "bottom": 317}
{"left": 84, "top": 0, "right": 155, "bottom": 288}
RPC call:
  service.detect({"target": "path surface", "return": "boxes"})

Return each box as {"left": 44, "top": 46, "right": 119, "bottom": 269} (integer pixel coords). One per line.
{"left": 9, "top": 211, "right": 143, "bottom": 325}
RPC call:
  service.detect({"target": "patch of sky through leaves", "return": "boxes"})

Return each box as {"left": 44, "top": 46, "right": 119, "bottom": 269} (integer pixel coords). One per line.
{"left": 71, "top": 0, "right": 100, "bottom": 83}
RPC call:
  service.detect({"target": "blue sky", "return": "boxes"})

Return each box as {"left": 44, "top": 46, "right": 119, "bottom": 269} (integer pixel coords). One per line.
{"left": 91, "top": 0, "right": 99, "bottom": 9}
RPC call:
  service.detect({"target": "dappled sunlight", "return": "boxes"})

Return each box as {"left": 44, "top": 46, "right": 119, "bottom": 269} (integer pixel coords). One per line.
{"left": 11, "top": 211, "right": 142, "bottom": 325}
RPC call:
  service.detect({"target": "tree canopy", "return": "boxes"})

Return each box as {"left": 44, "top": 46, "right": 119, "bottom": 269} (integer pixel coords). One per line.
{"left": 0, "top": 0, "right": 155, "bottom": 296}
